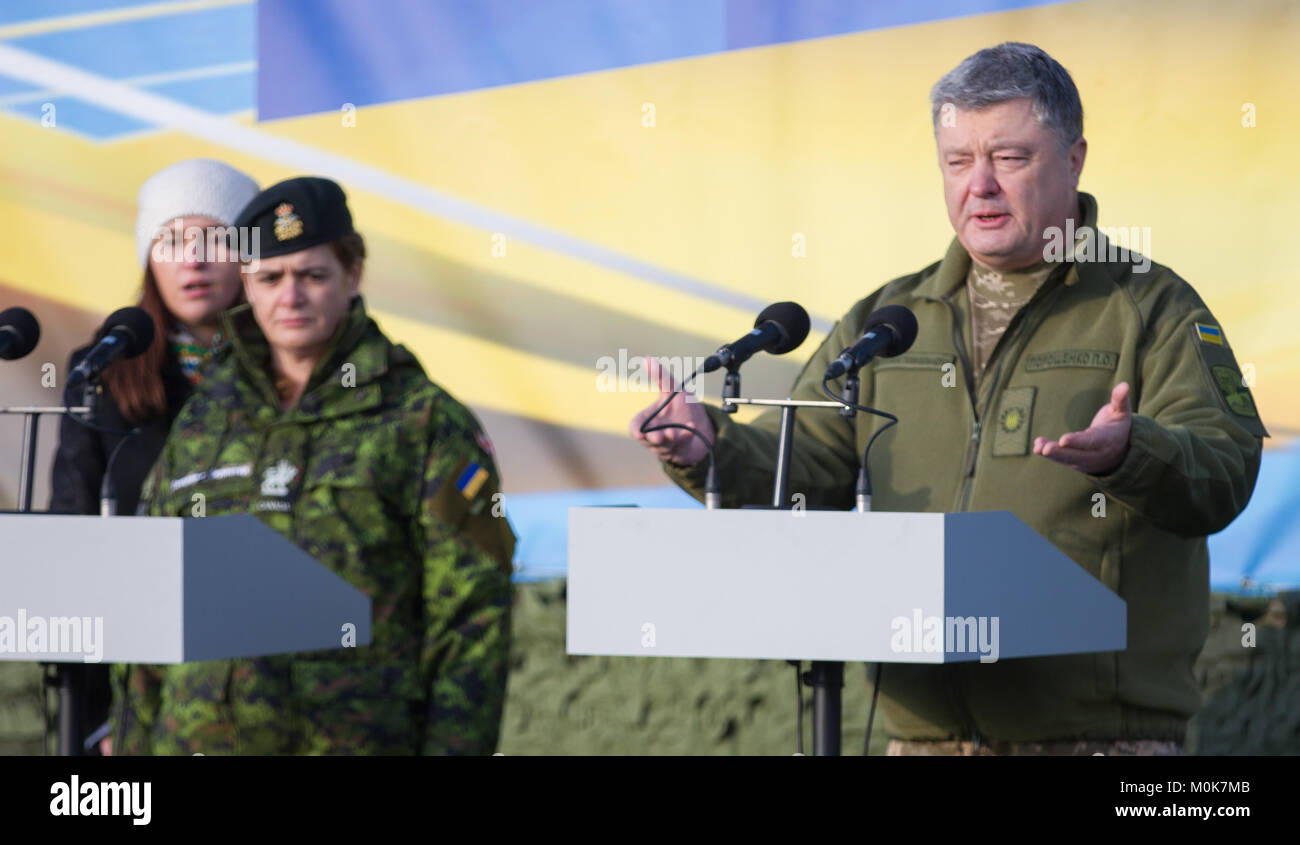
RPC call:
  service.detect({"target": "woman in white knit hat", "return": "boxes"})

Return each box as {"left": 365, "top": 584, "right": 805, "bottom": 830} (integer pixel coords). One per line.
{"left": 47, "top": 158, "right": 259, "bottom": 755}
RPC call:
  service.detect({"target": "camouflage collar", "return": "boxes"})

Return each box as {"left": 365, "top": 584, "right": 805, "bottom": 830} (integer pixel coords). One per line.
{"left": 219, "top": 295, "right": 402, "bottom": 418}
{"left": 912, "top": 191, "right": 1099, "bottom": 301}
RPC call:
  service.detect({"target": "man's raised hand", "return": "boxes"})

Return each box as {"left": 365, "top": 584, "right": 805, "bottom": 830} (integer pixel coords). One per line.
{"left": 629, "top": 356, "right": 714, "bottom": 467}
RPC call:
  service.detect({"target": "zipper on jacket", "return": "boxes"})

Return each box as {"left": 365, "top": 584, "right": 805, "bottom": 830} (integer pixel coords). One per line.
{"left": 933, "top": 263, "right": 1073, "bottom": 515}
{"left": 925, "top": 292, "right": 982, "bottom": 514}
{"left": 923, "top": 263, "right": 1073, "bottom": 745}
{"left": 964, "top": 420, "right": 981, "bottom": 477}
{"left": 921, "top": 292, "right": 983, "bottom": 743}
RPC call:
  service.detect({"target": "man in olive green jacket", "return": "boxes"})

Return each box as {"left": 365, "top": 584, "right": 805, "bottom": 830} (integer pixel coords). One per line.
{"left": 630, "top": 43, "right": 1267, "bottom": 754}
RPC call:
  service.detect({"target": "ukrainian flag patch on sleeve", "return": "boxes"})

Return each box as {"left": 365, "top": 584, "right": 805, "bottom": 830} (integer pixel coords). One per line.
{"left": 1188, "top": 320, "right": 1269, "bottom": 438}
{"left": 456, "top": 462, "right": 490, "bottom": 500}
{"left": 1195, "top": 323, "right": 1224, "bottom": 345}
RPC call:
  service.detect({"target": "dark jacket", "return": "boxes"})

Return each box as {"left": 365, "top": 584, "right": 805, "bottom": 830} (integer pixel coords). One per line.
{"left": 46, "top": 341, "right": 194, "bottom": 750}
{"left": 49, "top": 345, "right": 194, "bottom": 518}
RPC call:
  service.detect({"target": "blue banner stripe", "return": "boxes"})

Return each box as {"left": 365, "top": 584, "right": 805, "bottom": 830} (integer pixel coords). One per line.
{"left": 725, "top": 0, "right": 1073, "bottom": 48}
{"left": 258, "top": 0, "right": 1073, "bottom": 120}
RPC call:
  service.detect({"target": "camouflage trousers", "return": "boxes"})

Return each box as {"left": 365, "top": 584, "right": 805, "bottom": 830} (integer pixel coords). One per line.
{"left": 886, "top": 738, "right": 1186, "bottom": 756}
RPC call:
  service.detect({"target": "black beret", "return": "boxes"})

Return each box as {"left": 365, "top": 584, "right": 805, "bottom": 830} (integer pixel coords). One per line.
{"left": 234, "top": 176, "right": 354, "bottom": 260}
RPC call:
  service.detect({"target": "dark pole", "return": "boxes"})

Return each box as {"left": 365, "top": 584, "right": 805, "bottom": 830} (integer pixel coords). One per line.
{"left": 12, "top": 411, "right": 77, "bottom": 753}
{"left": 57, "top": 666, "right": 83, "bottom": 757}
{"left": 809, "top": 662, "right": 843, "bottom": 756}
{"left": 768, "top": 403, "right": 844, "bottom": 754}
{"left": 6, "top": 403, "right": 98, "bottom": 755}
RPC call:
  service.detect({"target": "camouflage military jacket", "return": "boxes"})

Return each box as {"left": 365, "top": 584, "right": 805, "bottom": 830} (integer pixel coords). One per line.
{"left": 111, "top": 296, "right": 515, "bottom": 755}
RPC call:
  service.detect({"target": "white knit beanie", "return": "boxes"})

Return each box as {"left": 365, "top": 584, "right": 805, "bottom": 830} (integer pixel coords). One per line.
{"left": 135, "top": 158, "right": 260, "bottom": 267}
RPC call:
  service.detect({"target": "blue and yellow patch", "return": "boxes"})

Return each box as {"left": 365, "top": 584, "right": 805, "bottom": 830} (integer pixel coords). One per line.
{"left": 456, "top": 463, "right": 490, "bottom": 500}
{"left": 1189, "top": 321, "right": 1269, "bottom": 437}
{"left": 1195, "top": 323, "right": 1224, "bottom": 345}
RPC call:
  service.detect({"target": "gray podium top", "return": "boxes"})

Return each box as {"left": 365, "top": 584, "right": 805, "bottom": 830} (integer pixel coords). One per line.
{"left": 0, "top": 514, "right": 371, "bottom": 664}
{"left": 566, "top": 508, "right": 1125, "bottom": 663}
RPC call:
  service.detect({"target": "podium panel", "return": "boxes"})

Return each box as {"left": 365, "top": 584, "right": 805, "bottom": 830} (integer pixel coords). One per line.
{"left": 0, "top": 514, "right": 372, "bottom": 664}
{"left": 566, "top": 508, "right": 1125, "bottom": 663}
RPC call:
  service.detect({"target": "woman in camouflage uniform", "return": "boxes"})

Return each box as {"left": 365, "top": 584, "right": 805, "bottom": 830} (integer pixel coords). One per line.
{"left": 111, "top": 177, "right": 515, "bottom": 755}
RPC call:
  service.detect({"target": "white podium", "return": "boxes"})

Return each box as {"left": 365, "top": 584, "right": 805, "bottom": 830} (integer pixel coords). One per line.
{"left": 0, "top": 513, "right": 372, "bottom": 664}
{"left": 1, "top": 512, "right": 372, "bottom": 756}
{"left": 566, "top": 507, "right": 1126, "bottom": 754}
{"left": 567, "top": 508, "right": 1124, "bottom": 661}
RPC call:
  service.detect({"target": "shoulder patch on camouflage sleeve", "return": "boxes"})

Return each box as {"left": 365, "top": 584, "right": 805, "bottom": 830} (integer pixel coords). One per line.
{"left": 427, "top": 455, "right": 474, "bottom": 526}
{"left": 427, "top": 455, "right": 515, "bottom": 572}
{"left": 455, "top": 462, "right": 490, "bottom": 502}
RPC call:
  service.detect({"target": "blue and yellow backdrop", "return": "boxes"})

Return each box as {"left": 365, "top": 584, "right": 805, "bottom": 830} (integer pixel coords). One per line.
{"left": 1, "top": 0, "right": 1297, "bottom": 589}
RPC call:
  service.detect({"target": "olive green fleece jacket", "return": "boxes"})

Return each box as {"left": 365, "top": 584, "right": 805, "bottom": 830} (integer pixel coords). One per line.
{"left": 664, "top": 193, "right": 1267, "bottom": 743}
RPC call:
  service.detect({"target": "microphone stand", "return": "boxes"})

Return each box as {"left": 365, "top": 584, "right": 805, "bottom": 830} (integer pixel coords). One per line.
{"left": 839, "top": 373, "right": 873, "bottom": 514}
{"left": 0, "top": 399, "right": 91, "bottom": 756}
{"left": 725, "top": 394, "right": 850, "bottom": 756}
{"left": 720, "top": 365, "right": 741, "bottom": 414}
{"left": 84, "top": 379, "right": 138, "bottom": 756}
{"left": 85, "top": 381, "right": 121, "bottom": 518}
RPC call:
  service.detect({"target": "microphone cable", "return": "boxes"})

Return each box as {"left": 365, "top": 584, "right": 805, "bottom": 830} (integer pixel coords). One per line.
{"left": 865, "top": 664, "right": 883, "bottom": 756}
{"left": 821, "top": 375, "right": 896, "bottom": 755}
{"left": 638, "top": 362, "right": 721, "bottom": 506}
{"left": 820, "top": 375, "right": 898, "bottom": 494}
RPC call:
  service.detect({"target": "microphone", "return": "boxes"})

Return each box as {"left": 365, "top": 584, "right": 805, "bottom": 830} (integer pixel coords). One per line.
{"left": 702, "top": 301, "right": 811, "bottom": 373}
{"left": 824, "top": 305, "right": 918, "bottom": 380}
{"left": 0, "top": 307, "right": 40, "bottom": 361}
{"left": 67, "top": 307, "right": 156, "bottom": 389}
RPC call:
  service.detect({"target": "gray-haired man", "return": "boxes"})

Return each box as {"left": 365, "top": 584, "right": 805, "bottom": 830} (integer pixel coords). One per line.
{"left": 631, "top": 42, "right": 1266, "bottom": 755}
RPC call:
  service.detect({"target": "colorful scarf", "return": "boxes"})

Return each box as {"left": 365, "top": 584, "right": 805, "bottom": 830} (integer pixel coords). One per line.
{"left": 169, "top": 325, "right": 225, "bottom": 385}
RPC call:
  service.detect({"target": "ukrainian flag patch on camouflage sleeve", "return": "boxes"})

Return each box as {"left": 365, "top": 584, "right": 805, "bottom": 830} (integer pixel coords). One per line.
{"left": 427, "top": 455, "right": 514, "bottom": 571}
{"left": 456, "top": 462, "right": 490, "bottom": 500}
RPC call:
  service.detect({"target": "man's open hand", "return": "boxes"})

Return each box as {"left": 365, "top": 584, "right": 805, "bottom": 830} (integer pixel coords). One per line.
{"left": 1032, "top": 382, "right": 1133, "bottom": 475}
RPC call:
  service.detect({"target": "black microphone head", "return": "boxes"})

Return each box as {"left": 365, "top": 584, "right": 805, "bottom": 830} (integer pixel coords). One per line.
{"left": 863, "top": 305, "right": 918, "bottom": 357}
{"left": 0, "top": 306, "right": 40, "bottom": 360}
{"left": 755, "top": 301, "right": 811, "bottom": 355}
{"left": 101, "top": 307, "right": 156, "bottom": 358}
